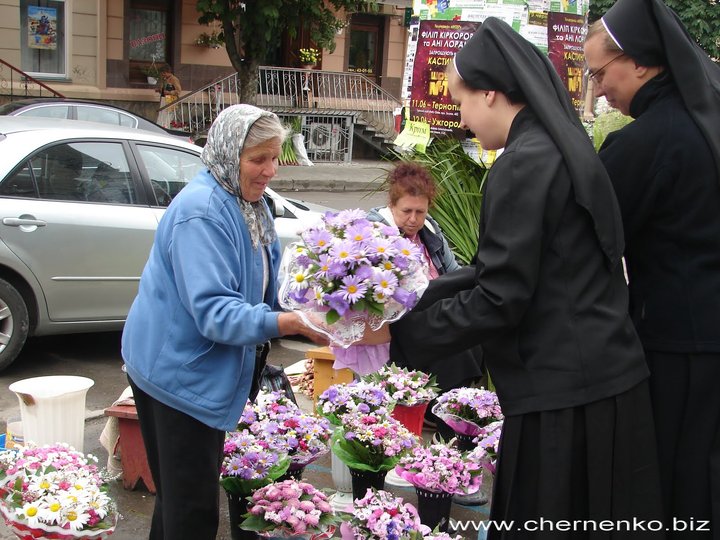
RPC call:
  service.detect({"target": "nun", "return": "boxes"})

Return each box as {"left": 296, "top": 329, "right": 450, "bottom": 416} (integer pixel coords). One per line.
{"left": 380, "top": 18, "right": 665, "bottom": 537}
{"left": 584, "top": 0, "right": 720, "bottom": 535}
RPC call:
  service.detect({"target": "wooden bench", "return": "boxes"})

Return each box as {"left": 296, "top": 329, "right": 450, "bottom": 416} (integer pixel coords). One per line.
{"left": 104, "top": 404, "right": 156, "bottom": 494}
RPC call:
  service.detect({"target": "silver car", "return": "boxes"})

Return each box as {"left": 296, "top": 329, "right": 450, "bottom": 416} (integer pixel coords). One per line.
{"left": 0, "top": 117, "right": 327, "bottom": 371}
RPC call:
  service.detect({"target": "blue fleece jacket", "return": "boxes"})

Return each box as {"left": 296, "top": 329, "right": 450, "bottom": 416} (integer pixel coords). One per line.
{"left": 122, "top": 169, "right": 282, "bottom": 431}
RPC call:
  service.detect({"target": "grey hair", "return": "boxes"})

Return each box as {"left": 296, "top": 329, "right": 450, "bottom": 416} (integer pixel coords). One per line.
{"left": 244, "top": 115, "right": 289, "bottom": 149}
{"left": 587, "top": 19, "right": 623, "bottom": 54}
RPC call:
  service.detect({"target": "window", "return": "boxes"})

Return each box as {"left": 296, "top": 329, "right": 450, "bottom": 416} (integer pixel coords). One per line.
{"left": 19, "top": 0, "right": 66, "bottom": 77}
{"left": 76, "top": 106, "right": 138, "bottom": 128}
{"left": 136, "top": 145, "right": 204, "bottom": 206}
{"left": 18, "top": 105, "right": 69, "bottom": 119}
{"left": 26, "top": 142, "right": 136, "bottom": 204}
{"left": 128, "top": 0, "right": 172, "bottom": 83}
{"left": 0, "top": 163, "right": 37, "bottom": 198}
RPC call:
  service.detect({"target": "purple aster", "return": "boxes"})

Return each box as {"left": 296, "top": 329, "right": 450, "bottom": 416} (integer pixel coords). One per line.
{"left": 330, "top": 240, "right": 358, "bottom": 265}
{"left": 304, "top": 228, "right": 333, "bottom": 251}
{"left": 372, "top": 269, "right": 398, "bottom": 296}
{"left": 346, "top": 223, "right": 373, "bottom": 244}
{"left": 392, "top": 287, "right": 418, "bottom": 309}
{"left": 340, "top": 274, "right": 368, "bottom": 303}
{"left": 326, "top": 291, "right": 350, "bottom": 317}
{"left": 354, "top": 264, "right": 374, "bottom": 282}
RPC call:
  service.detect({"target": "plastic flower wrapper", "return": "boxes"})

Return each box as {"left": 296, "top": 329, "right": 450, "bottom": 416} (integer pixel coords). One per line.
{"left": 394, "top": 441, "right": 483, "bottom": 495}
{"left": 220, "top": 430, "right": 291, "bottom": 496}
{"left": 466, "top": 420, "right": 503, "bottom": 476}
{"left": 240, "top": 390, "right": 333, "bottom": 468}
{"left": 241, "top": 479, "right": 338, "bottom": 538}
{"left": 315, "top": 380, "right": 394, "bottom": 427}
{"left": 338, "top": 488, "right": 430, "bottom": 540}
{"left": 361, "top": 363, "right": 439, "bottom": 406}
{"left": 278, "top": 209, "right": 429, "bottom": 375}
{"left": 330, "top": 410, "right": 418, "bottom": 473}
{"left": 0, "top": 443, "right": 118, "bottom": 540}
{"left": 431, "top": 387, "right": 504, "bottom": 437}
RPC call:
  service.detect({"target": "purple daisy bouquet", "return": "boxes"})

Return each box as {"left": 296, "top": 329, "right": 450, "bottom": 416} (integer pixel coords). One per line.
{"left": 239, "top": 391, "right": 333, "bottom": 467}
{"left": 241, "top": 479, "right": 338, "bottom": 538}
{"left": 278, "top": 209, "right": 429, "bottom": 371}
{"left": 330, "top": 410, "right": 418, "bottom": 473}
{"left": 431, "top": 387, "right": 504, "bottom": 437}
{"left": 339, "top": 489, "right": 429, "bottom": 540}
{"left": 394, "top": 442, "right": 484, "bottom": 495}
{"left": 220, "top": 430, "right": 291, "bottom": 496}
{"left": 361, "top": 363, "right": 439, "bottom": 406}
{"left": 315, "top": 381, "right": 394, "bottom": 427}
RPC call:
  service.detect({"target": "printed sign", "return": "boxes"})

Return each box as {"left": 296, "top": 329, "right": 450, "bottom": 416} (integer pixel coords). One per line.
{"left": 28, "top": 5, "right": 57, "bottom": 50}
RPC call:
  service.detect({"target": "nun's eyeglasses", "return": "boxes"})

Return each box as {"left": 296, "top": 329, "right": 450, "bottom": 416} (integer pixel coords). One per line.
{"left": 586, "top": 53, "right": 625, "bottom": 84}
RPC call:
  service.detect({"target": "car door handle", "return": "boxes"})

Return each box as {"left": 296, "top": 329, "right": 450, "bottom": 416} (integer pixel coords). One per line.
{"left": 2, "top": 217, "right": 47, "bottom": 227}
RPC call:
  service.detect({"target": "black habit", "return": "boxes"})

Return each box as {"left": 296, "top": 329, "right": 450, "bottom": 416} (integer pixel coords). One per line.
{"left": 390, "top": 18, "right": 664, "bottom": 537}
{"left": 598, "top": 0, "right": 720, "bottom": 535}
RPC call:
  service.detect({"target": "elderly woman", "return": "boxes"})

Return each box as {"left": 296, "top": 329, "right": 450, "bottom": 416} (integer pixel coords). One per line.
{"left": 122, "top": 104, "right": 326, "bottom": 540}
{"left": 368, "top": 162, "right": 484, "bottom": 443}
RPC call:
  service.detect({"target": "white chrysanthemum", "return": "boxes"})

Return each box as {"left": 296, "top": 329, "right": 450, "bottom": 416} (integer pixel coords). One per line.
{"left": 62, "top": 507, "right": 91, "bottom": 531}
{"left": 38, "top": 498, "right": 64, "bottom": 525}
{"left": 290, "top": 268, "right": 311, "bottom": 290}
{"left": 16, "top": 502, "right": 42, "bottom": 528}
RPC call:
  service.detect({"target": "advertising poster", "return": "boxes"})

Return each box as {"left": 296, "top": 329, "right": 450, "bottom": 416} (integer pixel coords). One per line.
{"left": 409, "top": 19, "right": 479, "bottom": 136}
{"left": 547, "top": 12, "right": 585, "bottom": 112}
{"left": 28, "top": 5, "right": 57, "bottom": 50}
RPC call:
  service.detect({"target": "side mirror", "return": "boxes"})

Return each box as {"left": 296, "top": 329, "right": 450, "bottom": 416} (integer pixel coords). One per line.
{"left": 264, "top": 193, "right": 285, "bottom": 218}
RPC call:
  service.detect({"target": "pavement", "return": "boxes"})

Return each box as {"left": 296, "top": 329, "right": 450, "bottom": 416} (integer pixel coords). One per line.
{"left": 272, "top": 160, "right": 391, "bottom": 192}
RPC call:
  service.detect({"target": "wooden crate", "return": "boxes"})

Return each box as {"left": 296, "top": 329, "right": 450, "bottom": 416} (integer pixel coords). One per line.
{"left": 308, "top": 346, "right": 354, "bottom": 404}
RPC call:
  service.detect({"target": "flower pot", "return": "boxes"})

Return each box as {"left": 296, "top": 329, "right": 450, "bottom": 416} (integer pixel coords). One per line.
{"left": 349, "top": 468, "right": 385, "bottom": 502}
{"left": 147, "top": 76, "right": 158, "bottom": 85}
{"left": 415, "top": 487, "right": 453, "bottom": 532}
{"left": 301, "top": 63, "right": 316, "bottom": 70}
{"left": 330, "top": 449, "right": 354, "bottom": 512}
{"left": 278, "top": 463, "right": 305, "bottom": 481}
{"left": 455, "top": 432, "right": 477, "bottom": 452}
{"left": 226, "top": 492, "right": 258, "bottom": 540}
{"left": 391, "top": 402, "right": 429, "bottom": 437}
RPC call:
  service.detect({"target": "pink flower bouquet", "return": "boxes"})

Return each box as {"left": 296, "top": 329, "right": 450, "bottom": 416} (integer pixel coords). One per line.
{"left": 241, "top": 479, "right": 337, "bottom": 538}
{"left": 362, "top": 363, "right": 439, "bottom": 406}
{"left": 432, "top": 387, "right": 504, "bottom": 437}
{"left": 339, "top": 489, "right": 429, "bottom": 540}
{"left": 278, "top": 209, "right": 429, "bottom": 374}
{"left": 330, "top": 410, "right": 418, "bottom": 473}
{"left": 467, "top": 420, "right": 503, "bottom": 475}
{"left": 220, "top": 430, "right": 291, "bottom": 496}
{"left": 394, "top": 442, "right": 484, "bottom": 495}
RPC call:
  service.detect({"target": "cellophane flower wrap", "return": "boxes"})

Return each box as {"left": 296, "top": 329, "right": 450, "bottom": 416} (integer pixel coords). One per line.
{"left": 315, "top": 381, "right": 394, "bottom": 427}
{"left": 330, "top": 410, "right": 418, "bottom": 473}
{"left": 278, "top": 209, "right": 429, "bottom": 374}
{"left": 432, "top": 387, "right": 504, "bottom": 437}
{"left": 394, "top": 442, "right": 483, "bottom": 495}
{"left": 339, "top": 489, "right": 429, "bottom": 540}
{"left": 362, "top": 363, "right": 439, "bottom": 406}
{"left": 241, "top": 479, "right": 337, "bottom": 538}
{"left": 239, "top": 390, "right": 333, "bottom": 468}
{"left": 467, "top": 420, "right": 503, "bottom": 475}
{"left": 220, "top": 430, "right": 291, "bottom": 496}
{"left": 0, "top": 443, "right": 117, "bottom": 540}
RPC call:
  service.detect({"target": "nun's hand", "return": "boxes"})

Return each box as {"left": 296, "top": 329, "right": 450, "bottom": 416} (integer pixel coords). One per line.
{"left": 357, "top": 323, "right": 391, "bottom": 345}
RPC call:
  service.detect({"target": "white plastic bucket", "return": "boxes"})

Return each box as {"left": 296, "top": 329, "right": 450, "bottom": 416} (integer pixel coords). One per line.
{"left": 8, "top": 376, "right": 94, "bottom": 452}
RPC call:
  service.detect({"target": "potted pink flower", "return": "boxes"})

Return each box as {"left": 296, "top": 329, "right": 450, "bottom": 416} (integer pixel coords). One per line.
{"left": 394, "top": 442, "right": 484, "bottom": 531}
{"left": 432, "top": 387, "right": 503, "bottom": 450}
{"left": 339, "top": 489, "right": 429, "bottom": 540}
{"left": 315, "top": 381, "right": 394, "bottom": 427}
{"left": 241, "top": 479, "right": 337, "bottom": 539}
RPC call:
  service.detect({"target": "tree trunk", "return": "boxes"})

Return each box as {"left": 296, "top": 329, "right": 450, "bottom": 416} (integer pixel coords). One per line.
{"left": 238, "top": 61, "right": 259, "bottom": 105}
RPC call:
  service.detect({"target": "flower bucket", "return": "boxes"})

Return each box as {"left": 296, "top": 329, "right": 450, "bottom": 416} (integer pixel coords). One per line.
{"left": 390, "top": 402, "right": 429, "bottom": 437}
{"left": 349, "top": 468, "right": 385, "bottom": 502}
{"left": 0, "top": 503, "right": 117, "bottom": 539}
{"left": 226, "top": 492, "right": 258, "bottom": 540}
{"left": 415, "top": 488, "right": 453, "bottom": 532}
{"left": 278, "top": 464, "right": 305, "bottom": 482}
{"left": 455, "top": 432, "right": 477, "bottom": 452}
{"left": 329, "top": 450, "right": 354, "bottom": 512}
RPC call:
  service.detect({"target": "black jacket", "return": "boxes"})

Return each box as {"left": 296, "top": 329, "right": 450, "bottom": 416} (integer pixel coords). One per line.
{"left": 391, "top": 109, "right": 648, "bottom": 416}
{"left": 600, "top": 73, "right": 720, "bottom": 353}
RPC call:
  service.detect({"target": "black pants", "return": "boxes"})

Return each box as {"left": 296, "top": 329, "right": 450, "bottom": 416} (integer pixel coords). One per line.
{"left": 128, "top": 376, "right": 226, "bottom": 540}
{"left": 647, "top": 351, "right": 720, "bottom": 539}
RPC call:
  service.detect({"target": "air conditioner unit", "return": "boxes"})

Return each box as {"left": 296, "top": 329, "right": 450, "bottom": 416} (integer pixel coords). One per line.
{"left": 308, "top": 123, "right": 332, "bottom": 151}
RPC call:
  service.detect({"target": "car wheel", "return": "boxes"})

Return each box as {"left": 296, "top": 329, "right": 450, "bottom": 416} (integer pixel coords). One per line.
{"left": 0, "top": 278, "right": 30, "bottom": 371}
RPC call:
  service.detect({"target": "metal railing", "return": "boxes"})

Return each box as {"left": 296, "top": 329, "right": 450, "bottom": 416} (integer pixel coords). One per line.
{"left": 158, "top": 66, "right": 401, "bottom": 140}
{"left": 0, "top": 58, "right": 65, "bottom": 99}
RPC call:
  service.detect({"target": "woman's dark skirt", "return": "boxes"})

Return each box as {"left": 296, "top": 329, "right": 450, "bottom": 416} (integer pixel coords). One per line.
{"left": 489, "top": 380, "right": 665, "bottom": 539}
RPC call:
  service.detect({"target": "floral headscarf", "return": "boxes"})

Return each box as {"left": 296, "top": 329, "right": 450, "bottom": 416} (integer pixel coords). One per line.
{"left": 201, "top": 104, "right": 279, "bottom": 248}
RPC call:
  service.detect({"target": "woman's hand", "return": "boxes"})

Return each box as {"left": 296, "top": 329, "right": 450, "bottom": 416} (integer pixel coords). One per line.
{"left": 278, "top": 312, "right": 329, "bottom": 346}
